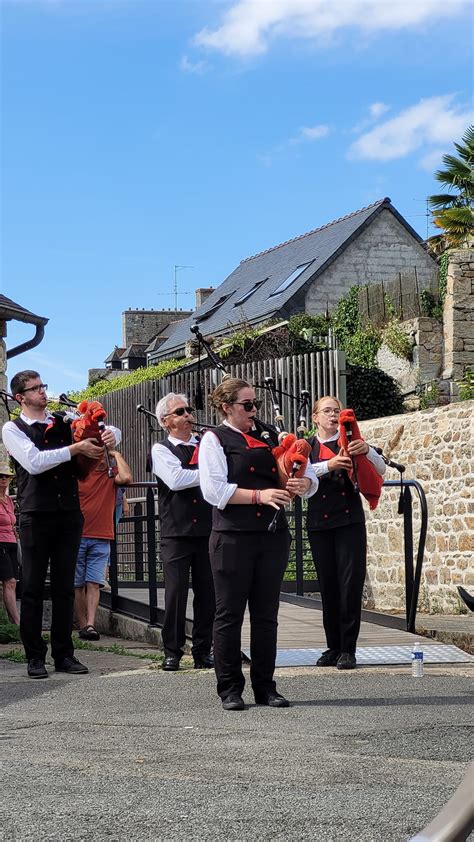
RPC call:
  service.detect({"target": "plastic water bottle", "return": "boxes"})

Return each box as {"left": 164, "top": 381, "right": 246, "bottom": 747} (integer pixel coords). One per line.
{"left": 411, "top": 642, "right": 424, "bottom": 677}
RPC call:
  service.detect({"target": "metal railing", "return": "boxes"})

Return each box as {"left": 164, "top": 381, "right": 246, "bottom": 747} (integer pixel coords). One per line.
{"left": 103, "top": 478, "right": 428, "bottom": 633}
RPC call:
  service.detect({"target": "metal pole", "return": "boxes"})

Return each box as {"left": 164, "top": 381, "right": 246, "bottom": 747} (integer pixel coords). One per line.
{"left": 403, "top": 485, "right": 414, "bottom": 629}
{"left": 146, "top": 486, "right": 159, "bottom": 626}
{"left": 109, "top": 535, "right": 118, "bottom": 613}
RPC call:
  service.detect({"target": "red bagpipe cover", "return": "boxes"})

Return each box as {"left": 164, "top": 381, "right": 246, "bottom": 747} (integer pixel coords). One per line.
{"left": 337, "top": 408, "right": 383, "bottom": 510}
{"left": 271, "top": 433, "right": 311, "bottom": 498}
{"left": 71, "top": 400, "right": 107, "bottom": 444}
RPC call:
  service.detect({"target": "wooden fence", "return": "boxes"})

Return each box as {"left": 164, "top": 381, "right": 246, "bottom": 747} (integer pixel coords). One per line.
{"left": 358, "top": 271, "right": 438, "bottom": 326}
{"left": 100, "top": 348, "right": 347, "bottom": 484}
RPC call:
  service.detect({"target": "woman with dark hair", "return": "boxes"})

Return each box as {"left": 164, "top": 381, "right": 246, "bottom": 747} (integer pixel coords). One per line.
{"left": 307, "top": 395, "right": 386, "bottom": 670}
{"left": 198, "top": 378, "right": 317, "bottom": 711}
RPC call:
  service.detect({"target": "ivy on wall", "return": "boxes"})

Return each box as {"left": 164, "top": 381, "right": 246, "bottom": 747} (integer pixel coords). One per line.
{"left": 67, "top": 359, "right": 184, "bottom": 403}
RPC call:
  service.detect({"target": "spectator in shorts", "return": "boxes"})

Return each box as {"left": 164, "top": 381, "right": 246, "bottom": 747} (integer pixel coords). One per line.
{"left": 75, "top": 449, "right": 132, "bottom": 640}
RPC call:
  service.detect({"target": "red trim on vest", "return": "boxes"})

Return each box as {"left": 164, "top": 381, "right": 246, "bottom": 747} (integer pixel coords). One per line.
{"left": 241, "top": 432, "right": 270, "bottom": 449}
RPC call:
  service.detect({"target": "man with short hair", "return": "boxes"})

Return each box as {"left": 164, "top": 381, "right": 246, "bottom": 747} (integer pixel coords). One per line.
{"left": 152, "top": 393, "right": 215, "bottom": 671}
{"left": 2, "top": 370, "right": 119, "bottom": 679}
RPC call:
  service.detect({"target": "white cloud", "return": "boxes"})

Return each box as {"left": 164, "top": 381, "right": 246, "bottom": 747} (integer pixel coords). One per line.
{"left": 180, "top": 55, "right": 207, "bottom": 75}
{"left": 28, "top": 351, "right": 85, "bottom": 384}
{"left": 193, "top": 0, "right": 469, "bottom": 57}
{"left": 300, "top": 124, "right": 330, "bottom": 140}
{"left": 348, "top": 95, "right": 473, "bottom": 162}
{"left": 369, "top": 102, "right": 390, "bottom": 119}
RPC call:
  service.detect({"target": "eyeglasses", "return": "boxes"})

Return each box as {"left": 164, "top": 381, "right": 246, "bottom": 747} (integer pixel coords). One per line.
{"left": 163, "top": 406, "right": 195, "bottom": 418}
{"left": 21, "top": 383, "right": 48, "bottom": 394}
{"left": 232, "top": 400, "right": 262, "bottom": 412}
{"left": 319, "top": 408, "right": 340, "bottom": 416}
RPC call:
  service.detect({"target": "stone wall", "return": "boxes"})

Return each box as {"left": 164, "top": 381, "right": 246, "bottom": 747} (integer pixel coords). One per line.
{"left": 359, "top": 401, "right": 474, "bottom": 615}
{"left": 122, "top": 309, "right": 192, "bottom": 347}
{"left": 376, "top": 316, "right": 444, "bottom": 396}
{"left": 305, "top": 208, "right": 437, "bottom": 313}
{"left": 442, "top": 249, "right": 474, "bottom": 380}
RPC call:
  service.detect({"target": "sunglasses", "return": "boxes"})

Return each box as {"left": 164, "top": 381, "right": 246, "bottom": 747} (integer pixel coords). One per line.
{"left": 0, "top": 474, "right": 11, "bottom": 479}
{"left": 21, "top": 383, "right": 48, "bottom": 394}
{"left": 232, "top": 399, "right": 262, "bottom": 412}
{"left": 164, "top": 406, "right": 195, "bottom": 418}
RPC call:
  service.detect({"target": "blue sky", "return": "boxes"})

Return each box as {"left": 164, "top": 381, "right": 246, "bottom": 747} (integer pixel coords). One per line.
{"left": 1, "top": 0, "right": 473, "bottom": 396}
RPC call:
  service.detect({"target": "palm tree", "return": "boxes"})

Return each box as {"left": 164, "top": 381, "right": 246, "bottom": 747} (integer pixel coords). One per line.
{"left": 427, "top": 125, "right": 474, "bottom": 253}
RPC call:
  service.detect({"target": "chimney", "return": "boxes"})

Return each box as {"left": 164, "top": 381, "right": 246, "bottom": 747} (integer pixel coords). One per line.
{"left": 195, "top": 287, "right": 214, "bottom": 309}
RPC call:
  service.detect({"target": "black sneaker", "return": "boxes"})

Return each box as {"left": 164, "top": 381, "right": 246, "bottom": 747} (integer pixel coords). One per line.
{"left": 27, "top": 659, "right": 48, "bottom": 679}
{"left": 55, "top": 656, "right": 89, "bottom": 674}
{"left": 222, "top": 694, "right": 245, "bottom": 711}
{"left": 316, "top": 649, "right": 340, "bottom": 667}
{"left": 337, "top": 652, "right": 357, "bottom": 670}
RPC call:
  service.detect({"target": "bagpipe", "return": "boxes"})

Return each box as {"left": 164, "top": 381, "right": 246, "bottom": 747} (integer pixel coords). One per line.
{"left": 53, "top": 394, "right": 115, "bottom": 478}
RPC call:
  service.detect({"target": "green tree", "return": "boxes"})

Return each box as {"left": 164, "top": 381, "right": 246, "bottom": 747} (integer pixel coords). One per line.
{"left": 428, "top": 125, "right": 474, "bottom": 253}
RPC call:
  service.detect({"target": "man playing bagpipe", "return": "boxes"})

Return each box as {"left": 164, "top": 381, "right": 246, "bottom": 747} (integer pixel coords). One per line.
{"left": 2, "top": 371, "right": 120, "bottom": 679}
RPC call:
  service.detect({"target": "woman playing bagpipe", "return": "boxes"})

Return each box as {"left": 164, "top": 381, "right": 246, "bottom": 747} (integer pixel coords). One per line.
{"left": 198, "top": 377, "right": 318, "bottom": 711}
{"left": 307, "top": 396, "right": 386, "bottom": 670}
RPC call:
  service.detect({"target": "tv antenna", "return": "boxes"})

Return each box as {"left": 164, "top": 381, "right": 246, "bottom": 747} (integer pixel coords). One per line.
{"left": 173, "top": 265, "right": 193, "bottom": 311}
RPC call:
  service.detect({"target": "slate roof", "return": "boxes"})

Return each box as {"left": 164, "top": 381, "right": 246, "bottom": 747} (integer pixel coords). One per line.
{"left": 121, "top": 344, "right": 148, "bottom": 359}
{"left": 0, "top": 295, "right": 48, "bottom": 325}
{"left": 152, "top": 198, "right": 424, "bottom": 361}
{"left": 104, "top": 346, "right": 126, "bottom": 364}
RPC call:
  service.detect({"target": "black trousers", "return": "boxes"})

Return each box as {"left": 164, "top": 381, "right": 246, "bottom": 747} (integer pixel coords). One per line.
{"left": 19, "top": 510, "right": 84, "bottom": 662}
{"left": 209, "top": 529, "right": 291, "bottom": 699}
{"left": 161, "top": 536, "right": 215, "bottom": 659}
{"left": 308, "top": 522, "right": 367, "bottom": 655}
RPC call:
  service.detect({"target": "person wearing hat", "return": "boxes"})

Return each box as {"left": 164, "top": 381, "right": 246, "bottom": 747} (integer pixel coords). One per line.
{"left": 0, "top": 462, "right": 20, "bottom": 625}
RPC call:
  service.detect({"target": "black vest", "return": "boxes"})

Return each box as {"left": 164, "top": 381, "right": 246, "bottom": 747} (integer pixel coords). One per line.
{"left": 211, "top": 425, "right": 288, "bottom": 533}
{"left": 12, "top": 416, "right": 80, "bottom": 514}
{"left": 155, "top": 439, "right": 212, "bottom": 539}
{"left": 306, "top": 437, "right": 364, "bottom": 531}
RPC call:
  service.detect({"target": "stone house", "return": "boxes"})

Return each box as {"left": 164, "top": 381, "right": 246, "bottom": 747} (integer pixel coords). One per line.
{"left": 150, "top": 197, "right": 438, "bottom": 362}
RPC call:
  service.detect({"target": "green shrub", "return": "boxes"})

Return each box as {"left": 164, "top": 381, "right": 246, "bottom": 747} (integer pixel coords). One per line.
{"left": 0, "top": 606, "right": 20, "bottom": 644}
{"left": 457, "top": 367, "right": 474, "bottom": 401}
{"left": 59, "top": 359, "right": 184, "bottom": 405}
{"left": 382, "top": 319, "right": 413, "bottom": 360}
{"left": 347, "top": 365, "right": 404, "bottom": 420}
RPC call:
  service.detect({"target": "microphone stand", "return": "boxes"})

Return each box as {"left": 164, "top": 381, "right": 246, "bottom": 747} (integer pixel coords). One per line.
{"left": 136, "top": 405, "right": 160, "bottom": 473}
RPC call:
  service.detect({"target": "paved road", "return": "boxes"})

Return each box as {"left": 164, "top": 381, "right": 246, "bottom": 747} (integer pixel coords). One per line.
{"left": 1, "top": 652, "right": 472, "bottom": 842}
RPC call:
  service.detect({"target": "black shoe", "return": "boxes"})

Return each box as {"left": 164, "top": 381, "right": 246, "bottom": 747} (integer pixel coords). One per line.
{"left": 316, "top": 649, "right": 340, "bottom": 667}
{"left": 162, "top": 656, "right": 180, "bottom": 671}
{"left": 55, "top": 656, "right": 89, "bottom": 674}
{"left": 254, "top": 690, "right": 290, "bottom": 708}
{"left": 337, "top": 652, "right": 357, "bottom": 670}
{"left": 222, "top": 694, "right": 245, "bottom": 711}
{"left": 193, "top": 654, "right": 214, "bottom": 669}
{"left": 27, "top": 659, "right": 48, "bottom": 679}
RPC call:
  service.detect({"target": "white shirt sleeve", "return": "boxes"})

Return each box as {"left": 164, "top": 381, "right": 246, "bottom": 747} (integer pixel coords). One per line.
{"left": 198, "top": 431, "right": 237, "bottom": 510}
{"left": 367, "top": 446, "right": 386, "bottom": 476}
{"left": 302, "top": 460, "right": 319, "bottom": 497}
{"left": 151, "top": 442, "right": 201, "bottom": 491}
{"left": 2, "top": 421, "right": 72, "bottom": 475}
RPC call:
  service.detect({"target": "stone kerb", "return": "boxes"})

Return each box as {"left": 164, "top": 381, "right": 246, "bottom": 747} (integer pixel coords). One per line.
{"left": 359, "top": 401, "right": 473, "bottom": 615}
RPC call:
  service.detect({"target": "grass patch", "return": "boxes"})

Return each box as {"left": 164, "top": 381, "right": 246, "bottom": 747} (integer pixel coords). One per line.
{"left": 0, "top": 648, "right": 27, "bottom": 663}
{"left": 0, "top": 607, "right": 20, "bottom": 644}
{"left": 72, "top": 635, "right": 164, "bottom": 664}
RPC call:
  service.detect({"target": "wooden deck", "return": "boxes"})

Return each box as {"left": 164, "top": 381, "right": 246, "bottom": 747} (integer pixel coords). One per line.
{"left": 117, "top": 587, "right": 427, "bottom": 648}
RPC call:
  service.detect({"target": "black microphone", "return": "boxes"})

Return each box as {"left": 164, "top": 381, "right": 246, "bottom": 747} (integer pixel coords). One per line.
{"left": 136, "top": 404, "right": 157, "bottom": 421}
{"left": 373, "top": 447, "right": 406, "bottom": 473}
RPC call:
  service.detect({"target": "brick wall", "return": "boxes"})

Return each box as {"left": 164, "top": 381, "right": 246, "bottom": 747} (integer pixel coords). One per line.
{"left": 305, "top": 208, "right": 437, "bottom": 314}
{"left": 359, "top": 401, "right": 474, "bottom": 614}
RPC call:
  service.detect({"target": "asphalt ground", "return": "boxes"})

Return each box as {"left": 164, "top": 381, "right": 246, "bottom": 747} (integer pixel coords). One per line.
{"left": 0, "top": 649, "right": 472, "bottom": 842}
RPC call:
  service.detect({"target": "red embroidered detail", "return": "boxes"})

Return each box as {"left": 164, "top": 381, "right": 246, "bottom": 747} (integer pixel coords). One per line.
{"left": 242, "top": 433, "right": 269, "bottom": 449}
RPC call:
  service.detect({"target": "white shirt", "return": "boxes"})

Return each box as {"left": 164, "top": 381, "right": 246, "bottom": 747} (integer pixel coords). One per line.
{"left": 198, "top": 421, "right": 319, "bottom": 510}
{"left": 312, "top": 431, "right": 387, "bottom": 478}
{"left": 151, "top": 434, "right": 201, "bottom": 491}
{"left": 2, "top": 412, "right": 122, "bottom": 476}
